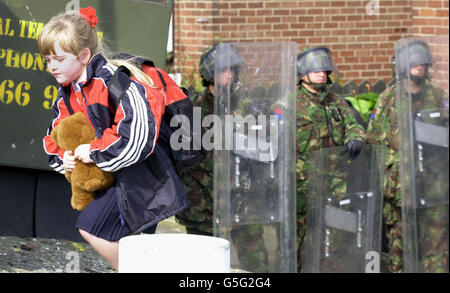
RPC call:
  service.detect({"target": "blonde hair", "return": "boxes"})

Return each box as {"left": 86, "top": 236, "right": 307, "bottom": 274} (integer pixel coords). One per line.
{"left": 38, "top": 11, "right": 154, "bottom": 88}
{"left": 108, "top": 57, "right": 154, "bottom": 88}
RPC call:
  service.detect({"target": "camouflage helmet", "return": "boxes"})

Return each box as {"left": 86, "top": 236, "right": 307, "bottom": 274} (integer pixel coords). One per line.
{"left": 297, "top": 47, "right": 335, "bottom": 78}
{"left": 199, "top": 43, "right": 244, "bottom": 83}
{"left": 395, "top": 40, "right": 433, "bottom": 76}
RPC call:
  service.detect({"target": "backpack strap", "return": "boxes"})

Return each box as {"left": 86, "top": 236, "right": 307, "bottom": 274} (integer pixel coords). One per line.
{"left": 108, "top": 65, "right": 132, "bottom": 110}
{"left": 62, "top": 86, "right": 75, "bottom": 115}
{"left": 155, "top": 69, "right": 167, "bottom": 92}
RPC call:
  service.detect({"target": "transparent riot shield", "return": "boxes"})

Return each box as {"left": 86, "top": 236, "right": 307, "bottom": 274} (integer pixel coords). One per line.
{"left": 301, "top": 145, "right": 386, "bottom": 273}
{"left": 213, "top": 42, "right": 297, "bottom": 272}
{"left": 395, "top": 35, "right": 449, "bottom": 273}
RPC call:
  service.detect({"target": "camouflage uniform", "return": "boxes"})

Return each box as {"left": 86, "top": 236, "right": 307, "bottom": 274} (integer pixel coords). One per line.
{"left": 366, "top": 82, "right": 448, "bottom": 272}
{"left": 175, "top": 88, "right": 214, "bottom": 235}
{"left": 366, "top": 85, "right": 403, "bottom": 272}
{"left": 296, "top": 86, "right": 366, "bottom": 271}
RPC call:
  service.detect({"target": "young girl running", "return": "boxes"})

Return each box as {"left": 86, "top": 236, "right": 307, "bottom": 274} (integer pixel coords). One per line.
{"left": 39, "top": 7, "right": 188, "bottom": 271}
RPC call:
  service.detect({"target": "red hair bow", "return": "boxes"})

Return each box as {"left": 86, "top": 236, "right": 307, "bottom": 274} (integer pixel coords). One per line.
{"left": 79, "top": 7, "right": 98, "bottom": 28}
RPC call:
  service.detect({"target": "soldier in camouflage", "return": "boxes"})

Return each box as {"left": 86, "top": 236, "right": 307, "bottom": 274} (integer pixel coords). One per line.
{"left": 296, "top": 47, "right": 366, "bottom": 272}
{"left": 366, "top": 40, "right": 449, "bottom": 273}
{"left": 175, "top": 44, "right": 269, "bottom": 272}
{"left": 174, "top": 43, "right": 238, "bottom": 236}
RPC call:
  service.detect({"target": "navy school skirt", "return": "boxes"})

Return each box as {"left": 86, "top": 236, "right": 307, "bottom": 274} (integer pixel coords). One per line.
{"left": 76, "top": 183, "right": 157, "bottom": 242}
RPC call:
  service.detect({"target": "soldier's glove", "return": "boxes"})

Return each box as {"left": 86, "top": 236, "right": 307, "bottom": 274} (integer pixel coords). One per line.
{"left": 341, "top": 140, "right": 363, "bottom": 160}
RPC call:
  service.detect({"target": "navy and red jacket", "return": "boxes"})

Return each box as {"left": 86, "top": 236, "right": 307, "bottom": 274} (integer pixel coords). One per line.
{"left": 43, "top": 54, "right": 189, "bottom": 233}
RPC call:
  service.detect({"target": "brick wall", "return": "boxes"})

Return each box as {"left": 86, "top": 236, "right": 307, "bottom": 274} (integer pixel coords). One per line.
{"left": 173, "top": 0, "right": 449, "bottom": 86}
{"left": 410, "top": 1, "right": 449, "bottom": 91}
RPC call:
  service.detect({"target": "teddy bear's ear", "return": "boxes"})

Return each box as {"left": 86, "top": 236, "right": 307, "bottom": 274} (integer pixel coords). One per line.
{"left": 50, "top": 127, "right": 59, "bottom": 145}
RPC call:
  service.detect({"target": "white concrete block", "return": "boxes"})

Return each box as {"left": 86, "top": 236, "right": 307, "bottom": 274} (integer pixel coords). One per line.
{"left": 118, "top": 233, "right": 230, "bottom": 273}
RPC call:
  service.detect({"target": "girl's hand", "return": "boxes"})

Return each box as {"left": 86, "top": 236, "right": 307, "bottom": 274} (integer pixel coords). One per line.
{"left": 63, "top": 151, "right": 76, "bottom": 172}
{"left": 74, "top": 144, "right": 94, "bottom": 164}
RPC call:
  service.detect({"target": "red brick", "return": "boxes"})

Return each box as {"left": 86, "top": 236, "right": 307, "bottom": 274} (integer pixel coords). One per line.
{"left": 265, "top": 2, "right": 281, "bottom": 8}
{"left": 345, "top": 71, "right": 361, "bottom": 78}
{"left": 340, "top": 51, "right": 355, "bottom": 57}
{"left": 339, "top": 22, "right": 355, "bottom": 28}
{"left": 314, "top": 1, "right": 331, "bottom": 7}
{"left": 353, "top": 64, "right": 367, "bottom": 70}
{"left": 265, "top": 31, "right": 281, "bottom": 38}
{"left": 213, "top": 17, "right": 229, "bottom": 24}
{"left": 316, "top": 30, "right": 331, "bottom": 36}
{"left": 348, "top": 15, "right": 362, "bottom": 21}
{"left": 344, "top": 57, "right": 358, "bottom": 63}
{"left": 340, "top": 8, "right": 356, "bottom": 14}
{"left": 299, "top": 30, "right": 315, "bottom": 37}
{"left": 274, "top": 24, "right": 289, "bottom": 30}
{"left": 248, "top": 17, "right": 263, "bottom": 23}
{"left": 229, "top": 17, "right": 246, "bottom": 23}
{"left": 436, "top": 9, "right": 449, "bottom": 17}
{"left": 421, "top": 27, "right": 436, "bottom": 34}
{"left": 239, "top": 10, "right": 255, "bottom": 17}
{"left": 348, "top": 44, "right": 364, "bottom": 49}
{"left": 281, "top": 2, "right": 300, "bottom": 8}
{"left": 376, "top": 70, "right": 392, "bottom": 77}
{"left": 283, "top": 31, "right": 299, "bottom": 37}
{"left": 290, "top": 9, "right": 309, "bottom": 15}
{"left": 212, "top": 2, "right": 229, "bottom": 9}
{"left": 299, "top": 16, "right": 314, "bottom": 22}
{"left": 307, "top": 37, "right": 324, "bottom": 44}
{"left": 274, "top": 9, "right": 290, "bottom": 16}
{"left": 360, "top": 56, "right": 374, "bottom": 63}
{"left": 368, "top": 64, "right": 382, "bottom": 70}
{"left": 324, "top": 37, "right": 339, "bottom": 43}
{"left": 257, "top": 24, "right": 272, "bottom": 30}
{"left": 437, "top": 27, "right": 449, "bottom": 34}
{"left": 265, "top": 17, "right": 281, "bottom": 23}
{"left": 256, "top": 10, "right": 272, "bottom": 16}
{"left": 308, "top": 9, "right": 324, "bottom": 15}
{"left": 248, "top": 2, "right": 263, "bottom": 9}
{"left": 428, "top": 19, "right": 443, "bottom": 26}
{"left": 338, "top": 64, "right": 351, "bottom": 71}
{"left": 230, "top": 3, "right": 247, "bottom": 9}
{"left": 239, "top": 24, "right": 256, "bottom": 31}
{"left": 314, "top": 16, "right": 331, "bottom": 22}
{"left": 324, "top": 22, "right": 339, "bottom": 28}
{"left": 348, "top": 29, "right": 362, "bottom": 35}
{"left": 419, "top": 9, "right": 436, "bottom": 17}
{"left": 332, "top": 16, "right": 346, "bottom": 22}
{"left": 307, "top": 23, "right": 323, "bottom": 29}
{"left": 280, "top": 16, "right": 296, "bottom": 23}
{"left": 332, "top": 1, "right": 346, "bottom": 7}
{"left": 428, "top": 1, "right": 442, "bottom": 8}
{"left": 291, "top": 23, "right": 306, "bottom": 29}
{"left": 221, "top": 10, "right": 238, "bottom": 17}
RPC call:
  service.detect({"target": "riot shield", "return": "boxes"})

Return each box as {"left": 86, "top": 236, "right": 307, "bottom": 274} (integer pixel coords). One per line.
{"left": 213, "top": 42, "right": 297, "bottom": 272}
{"left": 301, "top": 145, "right": 386, "bottom": 273}
{"left": 395, "top": 35, "right": 449, "bottom": 273}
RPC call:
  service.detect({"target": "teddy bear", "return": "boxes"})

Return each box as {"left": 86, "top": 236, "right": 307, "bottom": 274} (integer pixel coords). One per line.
{"left": 50, "top": 112, "right": 115, "bottom": 211}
